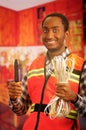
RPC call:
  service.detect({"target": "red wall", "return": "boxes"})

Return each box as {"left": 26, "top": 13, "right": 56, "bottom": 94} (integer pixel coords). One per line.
{"left": 0, "top": 7, "right": 17, "bottom": 46}
{"left": 0, "top": 0, "right": 84, "bottom": 56}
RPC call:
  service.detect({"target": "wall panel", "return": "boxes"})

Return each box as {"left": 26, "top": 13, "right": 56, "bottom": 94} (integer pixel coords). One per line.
{"left": 0, "top": 7, "right": 17, "bottom": 46}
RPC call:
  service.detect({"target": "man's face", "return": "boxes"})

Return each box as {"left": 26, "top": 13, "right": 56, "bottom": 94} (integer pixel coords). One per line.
{"left": 42, "top": 16, "right": 69, "bottom": 52}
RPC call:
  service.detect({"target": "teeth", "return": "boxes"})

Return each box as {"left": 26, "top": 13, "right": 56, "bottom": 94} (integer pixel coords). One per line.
{"left": 47, "top": 41, "right": 55, "bottom": 44}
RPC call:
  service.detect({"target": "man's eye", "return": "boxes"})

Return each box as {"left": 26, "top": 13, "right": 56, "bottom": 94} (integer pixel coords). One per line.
{"left": 53, "top": 29, "right": 58, "bottom": 33}
{"left": 43, "top": 28, "right": 48, "bottom": 33}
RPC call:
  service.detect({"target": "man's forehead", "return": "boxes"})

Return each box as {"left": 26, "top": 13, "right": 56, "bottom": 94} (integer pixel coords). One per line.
{"left": 43, "top": 16, "right": 63, "bottom": 27}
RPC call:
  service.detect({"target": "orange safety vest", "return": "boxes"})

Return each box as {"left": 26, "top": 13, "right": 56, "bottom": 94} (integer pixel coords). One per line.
{"left": 23, "top": 54, "right": 84, "bottom": 130}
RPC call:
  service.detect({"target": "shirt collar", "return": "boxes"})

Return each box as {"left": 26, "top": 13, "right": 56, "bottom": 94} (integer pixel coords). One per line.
{"left": 46, "top": 47, "right": 70, "bottom": 62}
{"left": 61, "top": 47, "right": 70, "bottom": 59}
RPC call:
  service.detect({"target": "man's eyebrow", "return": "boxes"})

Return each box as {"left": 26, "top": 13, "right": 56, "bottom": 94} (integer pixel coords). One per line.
{"left": 42, "top": 26, "right": 60, "bottom": 28}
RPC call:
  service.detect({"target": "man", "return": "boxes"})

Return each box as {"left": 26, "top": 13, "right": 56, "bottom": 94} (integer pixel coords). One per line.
{"left": 8, "top": 12, "right": 86, "bottom": 130}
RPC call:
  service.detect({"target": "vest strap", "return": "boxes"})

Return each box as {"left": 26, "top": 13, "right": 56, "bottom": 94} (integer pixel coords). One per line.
{"left": 30, "top": 103, "right": 47, "bottom": 112}
{"left": 30, "top": 103, "right": 78, "bottom": 120}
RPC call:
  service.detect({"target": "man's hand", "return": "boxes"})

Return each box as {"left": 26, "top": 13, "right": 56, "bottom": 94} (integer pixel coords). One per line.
{"left": 56, "top": 82, "right": 77, "bottom": 103}
{"left": 8, "top": 81, "right": 22, "bottom": 100}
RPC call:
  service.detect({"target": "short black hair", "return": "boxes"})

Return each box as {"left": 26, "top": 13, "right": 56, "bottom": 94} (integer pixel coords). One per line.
{"left": 42, "top": 12, "right": 69, "bottom": 32}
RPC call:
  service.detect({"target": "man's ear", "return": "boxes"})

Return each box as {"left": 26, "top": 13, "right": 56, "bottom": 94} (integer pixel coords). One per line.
{"left": 64, "top": 31, "right": 70, "bottom": 47}
{"left": 65, "top": 31, "right": 70, "bottom": 40}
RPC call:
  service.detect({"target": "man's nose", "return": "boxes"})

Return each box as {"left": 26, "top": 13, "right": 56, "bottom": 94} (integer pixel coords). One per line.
{"left": 47, "top": 30, "right": 54, "bottom": 39}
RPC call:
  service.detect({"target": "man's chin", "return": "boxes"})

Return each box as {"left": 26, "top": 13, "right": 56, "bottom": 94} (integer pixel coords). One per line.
{"left": 48, "top": 48, "right": 58, "bottom": 52}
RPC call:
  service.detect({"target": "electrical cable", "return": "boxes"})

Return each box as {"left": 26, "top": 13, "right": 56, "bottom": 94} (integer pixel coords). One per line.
{"left": 44, "top": 56, "right": 74, "bottom": 119}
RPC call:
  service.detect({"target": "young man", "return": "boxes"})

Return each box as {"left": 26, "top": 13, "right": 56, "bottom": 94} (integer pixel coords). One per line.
{"left": 8, "top": 13, "right": 86, "bottom": 130}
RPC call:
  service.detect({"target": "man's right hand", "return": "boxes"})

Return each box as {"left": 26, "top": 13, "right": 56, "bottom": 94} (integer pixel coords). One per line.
{"left": 8, "top": 81, "right": 22, "bottom": 100}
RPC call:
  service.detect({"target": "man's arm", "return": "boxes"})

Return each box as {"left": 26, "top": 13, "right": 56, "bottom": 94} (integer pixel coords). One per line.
{"left": 8, "top": 74, "right": 32, "bottom": 116}
{"left": 55, "top": 61, "right": 86, "bottom": 117}
{"left": 74, "top": 95, "right": 86, "bottom": 117}
{"left": 74, "top": 61, "right": 86, "bottom": 117}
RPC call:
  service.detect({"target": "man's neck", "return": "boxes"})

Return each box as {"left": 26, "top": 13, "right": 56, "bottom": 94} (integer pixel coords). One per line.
{"left": 47, "top": 46, "right": 66, "bottom": 61}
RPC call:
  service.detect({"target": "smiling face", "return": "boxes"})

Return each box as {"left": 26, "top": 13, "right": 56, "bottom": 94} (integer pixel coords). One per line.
{"left": 42, "top": 16, "right": 69, "bottom": 56}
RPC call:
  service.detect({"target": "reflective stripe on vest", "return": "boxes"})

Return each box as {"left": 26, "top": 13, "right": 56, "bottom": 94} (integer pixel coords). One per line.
{"left": 27, "top": 68, "right": 80, "bottom": 84}
{"left": 70, "top": 72, "right": 79, "bottom": 83}
{"left": 66, "top": 110, "right": 78, "bottom": 120}
{"left": 27, "top": 68, "right": 44, "bottom": 79}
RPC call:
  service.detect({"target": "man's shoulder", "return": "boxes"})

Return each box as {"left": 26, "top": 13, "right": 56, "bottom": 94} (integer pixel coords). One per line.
{"left": 33, "top": 54, "right": 46, "bottom": 62}
{"left": 69, "top": 53, "right": 84, "bottom": 70}
{"left": 30, "top": 54, "right": 46, "bottom": 69}
{"left": 68, "top": 53, "right": 84, "bottom": 62}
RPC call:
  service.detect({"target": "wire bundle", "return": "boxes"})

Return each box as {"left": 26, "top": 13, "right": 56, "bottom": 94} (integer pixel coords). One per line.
{"left": 52, "top": 56, "right": 74, "bottom": 83}
{"left": 44, "top": 56, "right": 74, "bottom": 119}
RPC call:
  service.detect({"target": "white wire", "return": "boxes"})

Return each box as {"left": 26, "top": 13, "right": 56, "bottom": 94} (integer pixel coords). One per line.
{"left": 44, "top": 56, "right": 74, "bottom": 119}
{"left": 44, "top": 96, "right": 70, "bottom": 119}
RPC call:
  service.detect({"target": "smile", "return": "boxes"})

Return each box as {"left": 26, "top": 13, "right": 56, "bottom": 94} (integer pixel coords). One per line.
{"left": 45, "top": 40, "right": 56, "bottom": 44}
